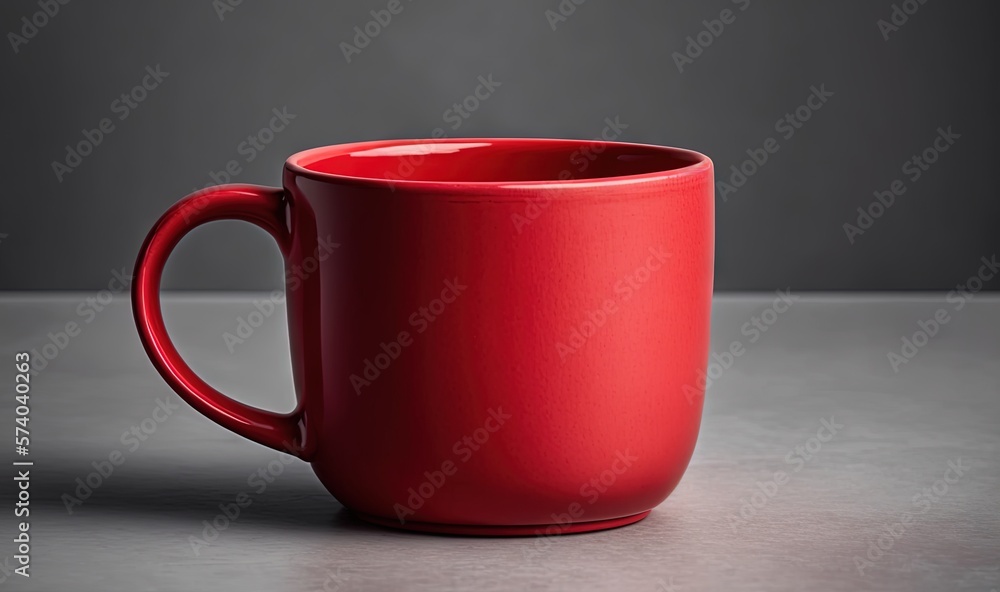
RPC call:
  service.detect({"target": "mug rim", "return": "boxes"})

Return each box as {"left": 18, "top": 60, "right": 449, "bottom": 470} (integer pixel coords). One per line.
{"left": 284, "top": 137, "right": 712, "bottom": 195}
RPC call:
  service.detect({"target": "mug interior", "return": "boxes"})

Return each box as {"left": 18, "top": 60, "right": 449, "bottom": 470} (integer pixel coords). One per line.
{"left": 287, "top": 138, "right": 707, "bottom": 186}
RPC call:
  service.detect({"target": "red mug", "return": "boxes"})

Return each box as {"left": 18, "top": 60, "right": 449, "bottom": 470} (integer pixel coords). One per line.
{"left": 133, "top": 138, "right": 714, "bottom": 535}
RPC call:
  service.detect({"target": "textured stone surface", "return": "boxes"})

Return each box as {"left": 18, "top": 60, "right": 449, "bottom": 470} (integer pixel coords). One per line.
{"left": 0, "top": 295, "right": 996, "bottom": 591}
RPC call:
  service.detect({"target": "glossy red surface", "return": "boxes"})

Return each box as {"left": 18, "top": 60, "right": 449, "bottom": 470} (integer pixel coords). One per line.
{"left": 133, "top": 138, "right": 714, "bottom": 536}
{"left": 355, "top": 510, "right": 651, "bottom": 536}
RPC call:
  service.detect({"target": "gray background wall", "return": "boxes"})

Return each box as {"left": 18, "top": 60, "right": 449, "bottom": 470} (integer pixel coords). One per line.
{"left": 1, "top": 0, "right": 997, "bottom": 292}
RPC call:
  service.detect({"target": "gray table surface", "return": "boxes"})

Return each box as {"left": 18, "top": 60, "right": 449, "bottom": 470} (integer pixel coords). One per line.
{"left": 0, "top": 294, "right": 997, "bottom": 592}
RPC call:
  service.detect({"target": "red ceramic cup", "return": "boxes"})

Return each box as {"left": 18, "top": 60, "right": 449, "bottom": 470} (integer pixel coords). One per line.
{"left": 133, "top": 138, "right": 714, "bottom": 535}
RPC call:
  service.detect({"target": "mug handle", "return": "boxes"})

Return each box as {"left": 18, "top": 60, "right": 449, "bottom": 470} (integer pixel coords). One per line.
{"left": 132, "top": 184, "right": 307, "bottom": 458}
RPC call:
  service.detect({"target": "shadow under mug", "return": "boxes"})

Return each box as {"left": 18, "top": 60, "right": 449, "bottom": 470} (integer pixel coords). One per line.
{"left": 132, "top": 138, "right": 714, "bottom": 535}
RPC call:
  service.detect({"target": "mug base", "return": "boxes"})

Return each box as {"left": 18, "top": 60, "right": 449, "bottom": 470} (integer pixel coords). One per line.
{"left": 354, "top": 510, "right": 651, "bottom": 536}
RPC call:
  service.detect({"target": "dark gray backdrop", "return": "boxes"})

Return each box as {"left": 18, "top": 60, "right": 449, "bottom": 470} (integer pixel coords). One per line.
{"left": 1, "top": 0, "right": 997, "bottom": 291}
